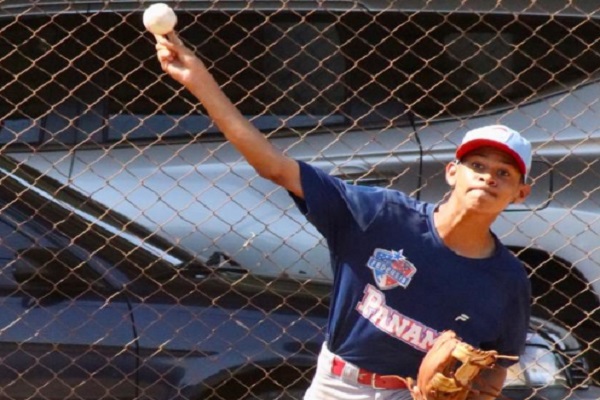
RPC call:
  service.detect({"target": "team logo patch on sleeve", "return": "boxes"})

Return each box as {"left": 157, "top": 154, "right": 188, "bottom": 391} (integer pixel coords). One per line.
{"left": 367, "top": 248, "right": 417, "bottom": 290}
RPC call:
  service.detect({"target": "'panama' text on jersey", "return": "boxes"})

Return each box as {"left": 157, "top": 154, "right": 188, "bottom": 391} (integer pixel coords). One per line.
{"left": 356, "top": 284, "right": 438, "bottom": 351}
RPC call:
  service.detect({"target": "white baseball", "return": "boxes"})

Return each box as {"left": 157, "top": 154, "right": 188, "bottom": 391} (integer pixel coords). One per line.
{"left": 143, "top": 3, "right": 177, "bottom": 36}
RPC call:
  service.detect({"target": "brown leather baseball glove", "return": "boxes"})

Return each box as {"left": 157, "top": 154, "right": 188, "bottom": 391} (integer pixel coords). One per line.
{"left": 409, "top": 330, "right": 517, "bottom": 400}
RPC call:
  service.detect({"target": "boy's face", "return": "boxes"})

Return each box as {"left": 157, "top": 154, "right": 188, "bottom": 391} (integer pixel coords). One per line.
{"left": 446, "top": 146, "right": 531, "bottom": 215}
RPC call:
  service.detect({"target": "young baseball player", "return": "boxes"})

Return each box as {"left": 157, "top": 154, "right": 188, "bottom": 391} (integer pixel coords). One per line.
{"left": 154, "top": 32, "right": 532, "bottom": 400}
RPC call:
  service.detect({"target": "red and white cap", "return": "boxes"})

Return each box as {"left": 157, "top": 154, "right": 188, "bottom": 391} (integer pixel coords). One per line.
{"left": 455, "top": 125, "right": 532, "bottom": 179}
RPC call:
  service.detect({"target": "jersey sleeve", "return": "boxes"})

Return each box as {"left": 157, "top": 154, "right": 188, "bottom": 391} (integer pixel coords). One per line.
{"left": 289, "top": 160, "right": 390, "bottom": 240}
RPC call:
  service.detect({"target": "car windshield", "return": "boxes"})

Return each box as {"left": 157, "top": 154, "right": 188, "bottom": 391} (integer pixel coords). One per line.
{"left": 1, "top": 10, "right": 598, "bottom": 147}
{"left": 0, "top": 154, "right": 204, "bottom": 280}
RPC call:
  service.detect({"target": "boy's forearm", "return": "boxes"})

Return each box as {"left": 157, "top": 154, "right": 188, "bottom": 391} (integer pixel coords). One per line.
{"left": 184, "top": 59, "right": 302, "bottom": 196}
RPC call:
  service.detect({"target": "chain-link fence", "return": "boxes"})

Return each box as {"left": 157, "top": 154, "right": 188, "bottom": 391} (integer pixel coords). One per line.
{"left": 0, "top": 1, "right": 599, "bottom": 399}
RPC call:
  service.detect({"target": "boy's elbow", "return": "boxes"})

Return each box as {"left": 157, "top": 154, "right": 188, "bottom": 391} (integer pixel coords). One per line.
{"left": 256, "top": 159, "right": 302, "bottom": 197}
{"left": 268, "top": 171, "right": 291, "bottom": 188}
{"left": 258, "top": 165, "right": 288, "bottom": 186}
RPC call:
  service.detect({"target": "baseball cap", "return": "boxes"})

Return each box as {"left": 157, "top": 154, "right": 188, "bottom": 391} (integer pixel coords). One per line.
{"left": 455, "top": 125, "right": 532, "bottom": 179}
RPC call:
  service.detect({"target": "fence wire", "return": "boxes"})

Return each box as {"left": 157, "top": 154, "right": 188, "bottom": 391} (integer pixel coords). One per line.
{"left": 0, "top": 1, "right": 599, "bottom": 399}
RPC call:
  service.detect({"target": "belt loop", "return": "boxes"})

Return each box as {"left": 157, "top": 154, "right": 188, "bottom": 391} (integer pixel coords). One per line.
{"left": 340, "top": 358, "right": 359, "bottom": 383}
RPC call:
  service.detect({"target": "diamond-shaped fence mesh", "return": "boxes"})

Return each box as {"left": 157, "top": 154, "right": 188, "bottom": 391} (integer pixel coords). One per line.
{"left": 0, "top": 1, "right": 599, "bottom": 399}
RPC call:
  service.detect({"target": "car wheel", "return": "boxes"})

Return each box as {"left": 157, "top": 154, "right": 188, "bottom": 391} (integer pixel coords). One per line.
{"left": 519, "top": 249, "right": 600, "bottom": 383}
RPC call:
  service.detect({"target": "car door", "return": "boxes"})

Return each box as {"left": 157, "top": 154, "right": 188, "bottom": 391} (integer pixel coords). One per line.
{"left": 0, "top": 204, "right": 138, "bottom": 400}
{"left": 122, "top": 268, "right": 328, "bottom": 399}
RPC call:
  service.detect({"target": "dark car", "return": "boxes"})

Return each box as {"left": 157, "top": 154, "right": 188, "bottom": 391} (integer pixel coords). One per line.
{"left": 0, "top": 154, "right": 329, "bottom": 400}
{"left": 0, "top": 154, "right": 596, "bottom": 400}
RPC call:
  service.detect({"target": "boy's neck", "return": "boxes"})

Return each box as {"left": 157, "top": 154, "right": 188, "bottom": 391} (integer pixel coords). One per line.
{"left": 433, "top": 202, "right": 497, "bottom": 259}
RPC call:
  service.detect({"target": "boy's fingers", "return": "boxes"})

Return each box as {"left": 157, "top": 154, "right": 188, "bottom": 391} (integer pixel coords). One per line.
{"left": 157, "top": 48, "right": 173, "bottom": 62}
{"left": 411, "top": 386, "right": 424, "bottom": 400}
{"left": 167, "top": 31, "right": 183, "bottom": 46}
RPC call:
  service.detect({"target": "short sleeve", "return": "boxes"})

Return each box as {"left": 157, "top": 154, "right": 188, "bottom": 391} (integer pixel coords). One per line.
{"left": 289, "top": 161, "right": 390, "bottom": 239}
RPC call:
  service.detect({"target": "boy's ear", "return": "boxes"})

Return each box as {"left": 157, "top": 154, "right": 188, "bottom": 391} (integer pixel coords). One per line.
{"left": 512, "top": 183, "right": 532, "bottom": 204}
{"left": 445, "top": 161, "right": 459, "bottom": 187}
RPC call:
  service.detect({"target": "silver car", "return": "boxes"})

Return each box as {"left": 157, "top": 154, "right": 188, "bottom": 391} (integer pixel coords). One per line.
{"left": 504, "top": 317, "right": 600, "bottom": 400}
{"left": 2, "top": 0, "right": 600, "bottom": 381}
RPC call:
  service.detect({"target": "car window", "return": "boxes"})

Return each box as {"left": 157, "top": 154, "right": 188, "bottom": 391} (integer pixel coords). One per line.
{"left": 0, "top": 202, "right": 108, "bottom": 294}
{"left": 0, "top": 152, "right": 204, "bottom": 290}
{"left": 0, "top": 211, "right": 36, "bottom": 289}
{"left": 0, "top": 11, "right": 598, "bottom": 147}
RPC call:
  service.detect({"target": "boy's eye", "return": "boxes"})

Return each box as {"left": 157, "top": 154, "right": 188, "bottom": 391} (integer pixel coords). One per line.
{"left": 471, "top": 161, "right": 485, "bottom": 170}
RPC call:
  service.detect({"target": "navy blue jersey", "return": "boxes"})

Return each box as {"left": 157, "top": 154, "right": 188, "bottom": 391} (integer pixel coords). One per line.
{"left": 291, "top": 161, "right": 531, "bottom": 377}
